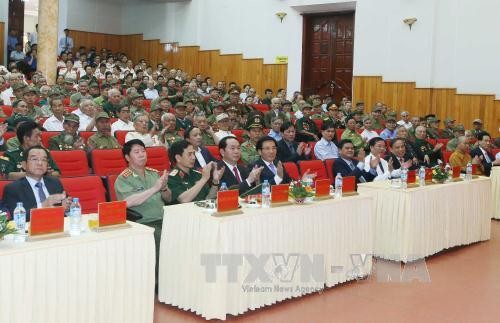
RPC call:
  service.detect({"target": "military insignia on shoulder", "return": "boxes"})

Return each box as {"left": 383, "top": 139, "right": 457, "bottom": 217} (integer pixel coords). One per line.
{"left": 145, "top": 167, "right": 159, "bottom": 173}
{"left": 169, "top": 169, "right": 179, "bottom": 176}
{"left": 0, "top": 156, "right": 9, "bottom": 161}
{"left": 120, "top": 168, "right": 133, "bottom": 177}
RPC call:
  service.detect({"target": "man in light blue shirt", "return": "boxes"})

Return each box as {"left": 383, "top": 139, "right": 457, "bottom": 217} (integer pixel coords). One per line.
{"left": 380, "top": 117, "right": 397, "bottom": 140}
{"left": 267, "top": 117, "right": 283, "bottom": 142}
{"left": 314, "top": 122, "right": 339, "bottom": 160}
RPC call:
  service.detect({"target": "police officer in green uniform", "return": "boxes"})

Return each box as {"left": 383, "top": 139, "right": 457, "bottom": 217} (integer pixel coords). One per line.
{"left": 295, "top": 104, "right": 320, "bottom": 142}
{"left": 48, "top": 113, "right": 85, "bottom": 150}
{"left": 114, "top": 139, "right": 171, "bottom": 282}
{"left": 341, "top": 116, "right": 365, "bottom": 154}
{"left": 167, "top": 140, "right": 223, "bottom": 204}
{"left": 2, "top": 120, "right": 60, "bottom": 179}
{"left": 86, "top": 112, "right": 121, "bottom": 150}
{"left": 240, "top": 115, "right": 265, "bottom": 165}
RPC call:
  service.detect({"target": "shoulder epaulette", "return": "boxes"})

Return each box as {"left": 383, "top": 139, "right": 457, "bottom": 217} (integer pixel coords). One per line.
{"left": 120, "top": 168, "right": 133, "bottom": 178}
{"left": 145, "top": 167, "right": 159, "bottom": 173}
{"left": 169, "top": 169, "right": 179, "bottom": 176}
{"left": 0, "top": 156, "right": 9, "bottom": 161}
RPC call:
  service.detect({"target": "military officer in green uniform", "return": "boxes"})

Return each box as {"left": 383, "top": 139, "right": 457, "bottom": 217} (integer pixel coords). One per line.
{"left": 23, "top": 86, "right": 47, "bottom": 119}
{"left": 86, "top": 112, "right": 121, "bottom": 150}
{"left": 323, "top": 103, "right": 345, "bottom": 129}
{"left": 341, "top": 117, "right": 365, "bottom": 154}
{"left": 193, "top": 114, "right": 216, "bottom": 146}
{"left": 426, "top": 117, "right": 441, "bottom": 140}
{"left": 470, "top": 119, "right": 484, "bottom": 138}
{"left": 167, "top": 140, "right": 223, "bottom": 204}
{"left": 240, "top": 115, "right": 264, "bottom": 165}
{"left": 48, "top": 113, "right": 85, "bottom": 151}
{"left": 371, "top": 106, "right": 385, "bottom": 131}
{"left": 159, "top": 113, "right": 183, "bottom": 148}
{"left": 441, "top": 118, "right": 456, "bottom": 139}
{"left": 174, "top": 102, "right": 192, "bottom": 130}
{"left": 114, "top": 139, "right": 172, "bottom": 281}
{"left": 2, "top": 120, "right": 60, "bottom": 179}
{"left": 310, "top": 101, "right": 325, "bottom": 120}
{"left": 295, "top": 104, "right": 320, "bottom": 142}
{"left": 446, "top": 124, "right": 466, "bottom": 152}
{"left": 93, "top": 83, "right": 110, "bottom": 107}
{"left": 412, "top": 125, "right": 443, "bottom": 167}
{"left": 129, "top": 92, "right": 146, "bottom": 119}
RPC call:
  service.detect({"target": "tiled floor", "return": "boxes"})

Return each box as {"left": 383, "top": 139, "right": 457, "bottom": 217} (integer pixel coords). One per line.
{"left": 154, "top": 220, "right": 500, "bottom": 323}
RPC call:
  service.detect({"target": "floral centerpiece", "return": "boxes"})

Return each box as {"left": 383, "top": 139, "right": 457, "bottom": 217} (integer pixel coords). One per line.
{"left": 432, "top": 165, "right": 449, "bottom": 183}
{"left": 0, "top": 211, "right": 16, "bottom": 240}
{"left": 288, "top": 180, "right": 315, "bottom": 204}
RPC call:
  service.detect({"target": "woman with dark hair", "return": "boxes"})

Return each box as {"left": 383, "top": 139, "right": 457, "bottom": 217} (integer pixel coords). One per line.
{"left": 363, "top": 137, "right": 391, "bottom": 181}
{"left": 184, "top": 126, "right": 216, "bottom": 169}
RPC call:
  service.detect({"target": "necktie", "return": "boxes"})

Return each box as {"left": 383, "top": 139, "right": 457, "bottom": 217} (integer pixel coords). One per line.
{"left": 348, "top": 160, "right": 355, "bottom": 170}
{"left": 35, "top": 182, "right": 47, "bottom": 203}
{"left": 233, "top": 166, "right": 242, "bottom": 183}
{"left": 288, "top": 142, "right": 295, "bottom": 154}
{"left": 268, "top": 162, "right": 276, "bottom": 175}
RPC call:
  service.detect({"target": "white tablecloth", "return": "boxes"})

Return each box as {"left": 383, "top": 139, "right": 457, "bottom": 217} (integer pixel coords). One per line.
{"left": 358, "top": 177, "right": 492, "bottom": 262}
{"left": 491, "top": 167, "right": 500, "bottom": 219}
{"left": 0, "top": 217, "right": 155, "bottom": 323}
{"left": 158, "top": 196, "right": 374, "bottom": 320}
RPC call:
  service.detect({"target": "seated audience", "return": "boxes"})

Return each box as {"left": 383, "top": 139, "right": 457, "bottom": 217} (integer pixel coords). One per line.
{"left": 185, "top": 126, "right": 216, "bottom": 169}
{"left": 159, "top": 113, "right": 182, "bottom": 148}
{"left": 385, "top": 138, "right": 416, "bottom": 178}
{"left": 412, "top": 125, "right": 443, "bottom": 167}
{"left": 277, "top": 122, "right": 311, "bottom": 163}
{"left": 446, "top": 125, "right": 466, "bottom": 152}
{"left": 174, "top": 102, "right": 192, "bottom": 130}
{"left": 241, "top": 116, "right": 265, "bottom": 165}
{"left": 426, "top": 117, "right": 441, "bottom": 139}
{"left": 77, "top": 99, "right": 97, "bottom": 131}
{"left": 360, "top": 117, "right": 379, "bottom": 142}
{"left": 87, "top": 112, "right": 121, "bottom": 150}
{"left": 449, "top": 136, "right": 481, "bottom": 172}
{"left": 250, "top": 136, "right": 293, "bottom": 185}
{"left": 48, "top": 113, "right": 85, "bottom": 150}
{"left": 213, "top": 113, "right": 235, "bottom": 145}
{"left": 332, "top": 139, "right": 377, "bottom": 184}
{"left": 470, "top": 132, "right": 500, "bottom": 176}
{"left": 126, "top": 114, "right": 161, "bottom": 147}
{"left": 314, "top": 122, "right": 339, "bottom": 160}
{"left": 193, "top": 114, "right": 216, "bottom": 146}
{"left": 341, "top": 117, "right": 365, "bottom": 154}
{"left": 267, "top": 117, "right": 283, "bottom": 142}
{"left": 42, "top": 95, "right": 65, "bottom": 131}
{"left": 111, "top": 104, "right": 135, "bottom": 136}
{"left": 295, "top": 103, "right": 319, "bottom": 142}
{"left": 363, "top": 137, "right": 392, "bottom": 181}
{"left": 379, "top": 116, "right": 397, "bottom": 140}
{"left": 397, "top": 111, "right": 412, "bottom": 129}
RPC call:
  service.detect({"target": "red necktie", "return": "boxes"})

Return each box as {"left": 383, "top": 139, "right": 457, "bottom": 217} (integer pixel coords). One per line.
{"left": 233, "top": 166, "right": 242, "bottom": 183}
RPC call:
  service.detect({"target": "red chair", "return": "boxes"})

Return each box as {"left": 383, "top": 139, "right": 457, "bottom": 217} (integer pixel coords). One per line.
{"left": 298, "top": 160, "right": 328, "bottom": 180}
{"left": 312, "top": 119, "right": 323, "bottom": 132}
{"left": 61, "top": 176, "right": 107, "bottom": 214}
{"left": 106, "top": 174, "right": 119, "bottom": 201}
{"left": 205, "top": 145, "right": 221, "bottom": 160}
{"left": 308, "top": 141, "right": 317, "bottom": 160}
{"left": 145, "top": 146, "right": 170, "bottom": 172}
{"left": 79, "top": 131, "right": 96, "bottom": 144}
{"left": 64, "top": 106, "right": 78, "bottom": 113}
{"left": 41, "top": 131, "right": 60, "bottom": 148}
{"left": 142, "top": 99, "right": 151, "bottom": 109}
{"left": 1, "top": 105, "right": 13, "bottom": 117}
{"left": 91, "top": 149, "right": 127, "bottom": 176}
{"left": 3, "top": 132, "right": 16, "bottom": 142}
{"left": 427, "top": 139, "right": 437, "bottom": 146}
{"left": 63, "top": 97, "right": 70, "bottom": 106}
{"left": 115, "top": 130, "right": 130, "bottom": 146}
{"left": 492, "top": 149, "right": 500, "bottom": 158}
{"left": 252, "top": 104, "right": 269, "bottom": 113}
{"left": 50, "top": 150, "right": 90, "bottom": 177}
{"left": 437, "top": 139, "right": 449, "bottom": 152}
{"left": 283, "top": 162, "right": 300, "bottom": 181}
{"left": 336, "top": 129, "right": 345, "bottom": 140}
{"left": 325, "top": 159, "right": 335, "bottom": 182}
{"left": 443, "top": 151, "right": 453, "bottom": 164}
{"left": 0, "top": 180, "right": 13, "bottom": 200}
{"left": 231, "top": 129, "right": 245, "bottom": 143}
{"left": 0, "top": 117, "right": 6, "bottom": 124}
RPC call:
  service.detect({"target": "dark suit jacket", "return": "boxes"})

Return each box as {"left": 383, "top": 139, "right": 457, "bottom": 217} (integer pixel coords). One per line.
{"left": 331, "top": 157, "right": 376, "bottom": 184}
{"left": 385, "top": 153, "right": 418, "bottom": 170}
{"left": 217, "top": 160, "right": 254, "bottom": 195}
{"left": 470, "top": 147, "right": 495, "bottom": 176}
{"left": 3, "top": 176, "right": 64, "bottom": 221}
{"left": 250, "top": 158, "right": 291, "bottom": 185}
{"left": 194, "top": 147, "right": 216, "bottom": 169}
{"left": 277, "top": 140, "right": 309, "bottom": 163}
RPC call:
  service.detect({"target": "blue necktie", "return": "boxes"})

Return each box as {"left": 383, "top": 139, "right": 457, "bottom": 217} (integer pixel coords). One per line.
{"left": 268, "top": 163, "right": 276, "bottom": 175}
{"left": 35, "top": 182, "right": 47, "bottom": 203}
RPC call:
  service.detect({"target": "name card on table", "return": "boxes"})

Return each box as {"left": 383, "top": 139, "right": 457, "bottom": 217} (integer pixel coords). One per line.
{"left": 30, "top": 206, "right": 65, "bottom": 236}
{"left": 451, "top": 166, "right": 462, "bottom": 181}
{"left": 342, "top": 176, "right": 358, "bottom": 196}
{"left": 271, "top": 184, "right": 290, "bottom": 204}
{"left": 407, "top": 170, "right": 416, "bottom": 184}
{"left": 315, "top": 179, "right": 331, "bottom": 198}
{"left": 425, "top": 168, "right": 433, "bottom": 182}
{"left": 216, "top": 190, "right": 241, "bottom": 215}
{"left": 98, "top": 201, "right": 127, "bottom": 227}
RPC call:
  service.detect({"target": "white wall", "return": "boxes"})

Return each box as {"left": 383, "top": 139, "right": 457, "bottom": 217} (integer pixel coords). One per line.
{"left": 1, "top": 0, "right": 8, "bottom": 65}
{"left": 66, "top": 0, "right": 123, "bottom": 35}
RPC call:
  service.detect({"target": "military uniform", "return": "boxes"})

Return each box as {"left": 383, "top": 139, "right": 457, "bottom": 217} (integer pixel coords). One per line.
{"left": 130, "top": 105, "right": 147, "bottom": 119}
{"left": 426, "top": 127, "right": 441, "bottom": 140}
{"left": 341, "top": 129, "right": 365, "bottom": 153}
{"left": 93, "top": 96, "right": 107, "bottom": 107}
{"left": 69, "top": 92, "right": 93, "bottom": 107}
{"left": 167, "top": 167, "right": 210, "bottom": 203}
{"left": 87, "top": 132, "right": 121, "bottom": 149}
{"left": 296, "top": 117, "right": 319, "bottom": 141}
{"left": 441, "top": 128, "right": 455, "bottom": 139}
{"left": 161, "top": 131, "right": 182, "bottom": 148}
{"left": 372, "top": 118, "right": 384, "bottom": 131}
{"left": 1, "top": 148, "right": 60, "bottom": 176}
{"left": 27, "top": 106, "right": 47, "bottom": 119}
{"left": 201, "top": 131, "right": 215, "bottom": 146}
{"left": 240, "top": 141, "right": 259, "bottom": 165}
{"left": 323, "top": 117, "right": 345, "bottom": 129}
{"left": 48, "top": 132, "right": 85, "bottom": 150}
{"left": 412, "top": 138, "right": 441, "bottom": 166}
{"left": 102, "top": 101, "right": 120, "bottom": 118}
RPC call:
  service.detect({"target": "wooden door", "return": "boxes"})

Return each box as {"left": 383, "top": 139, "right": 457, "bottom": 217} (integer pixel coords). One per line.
{"left": 301, "top": 13, "right": 354, "bottom": 103}
{"left": 8, "top": 0, "right": 25, "bottom": 45}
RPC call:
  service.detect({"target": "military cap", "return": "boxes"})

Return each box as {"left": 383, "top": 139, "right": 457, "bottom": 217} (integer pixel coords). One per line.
{"left": 11, "top": 83, "right": 27, "bottom": 91}
{"left": 174, "top": 102, "right": 186, "bottom": 109}
{"left": 89, "top": 82, "right": 99, "bottom": 88}
{"left": 246, "top": 115, "right": 264, "bottom": 130}
{"left": 150, "top": 102, "right": 163, "bottom": 112}
{"left": 213, "top": 102, "right": 225, "bottom": 108}
{"left": 183, "top": 98, "right": 194, "bottom": 104}
{"left": 227, "top": 106, "right": 238, "bottom": 112}
{"left": 47, "top": 89, "right": 61, "bottom": 97}
{"left": 444, "top": 117, "right": 455, "bottom": 124}
{"left": 453, "top": 124, "right": 465, "bottom": 132}
{"left": 301, "top": 103, "right": 313, "bottom": 110}
{"left": 373, "top": 106, "right": 383, "bottom": 112}
{"left": 215, "top": 113, "right": 229, "bottom": 122}
{"left": 64, "top": 77, "right": 76, "bottom": 84}
{"left": 130, "top": 92, "right": 144, "bottom": 100}
{"left": 230, "top": 90, "right": 240, "bottom": 95}
{"left": 386, "top": 116, "right": 397, "bottom": 122}
{"left": 109, "top": 79, "right": 118, "bottom": 85}
{"left": 387, "top": 111, "right": 397, "bottom": 117}
{"left": 64, "top": 113, "right": 80, "bottom": 124}
{"left": 362, "top": 116, "right": 373, "bottom": 122}
{"left": 472, "top": 119, "right": 483, "bottom": 124}
{"left": 427, "top": 117, "right": 440, "bottom": 123}
{"left": 95, "top": 112, "right": 110, "bottom": 120}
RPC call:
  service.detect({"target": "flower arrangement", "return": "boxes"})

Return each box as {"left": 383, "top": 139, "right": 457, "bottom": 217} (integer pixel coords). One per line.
{"left": 0, "top": 211, "right": 16, "bottom": 240}
{"left": 288, "top": 180, "right": 315, "bottom": 203}
{"left": 432, "top": 165, "right": 449, "bottom": 183}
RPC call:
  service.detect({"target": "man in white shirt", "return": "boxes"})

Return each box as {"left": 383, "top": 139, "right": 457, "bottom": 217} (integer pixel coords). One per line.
{"left": 59, "top": 29, "right": 74, "bottom": 54}
{"left": 111, "top": 105, "right": 135, "bottom": 136}
{"left": 364, "top": 137, "right": 392, "bottom": 181}
{"left": 314, "top": 122, "right": 339, "bottom": 160}
{"left": 360, "top": 117, "right": 379, "bottom": 142}
{"left": 77, "top": 99, "right": 97, "bottom": 131}
{"left": 213, "top": 113, "right": 235, "bottom": 145}
{"left": 143, "top": 80, "right": 159, "bottom": 100}
{"left": 397, "top": 111, "right": 412, "bottom": 129}
{"left": 28, "top": 24, "right": 38, "bottom": 46}
{"left": 43, "top": 96, "right": 65, "bottom": 131}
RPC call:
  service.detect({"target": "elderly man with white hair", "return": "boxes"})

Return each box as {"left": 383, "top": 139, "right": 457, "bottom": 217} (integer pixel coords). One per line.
{"left": 125, "top": 113, "right": 161, "bottom": 147}
{"left": 397, "top": 111, "right": 412, "bottom": 129}
{"left": 143, "top": 80, "right": 159, "bottom": 100}
{"left": 103, "top": 88, "right": 122, "bottom": 117}
{"left": 160, "top": 112, "right": 183, "bottom": 148}
{"left": 78, "top": 99, "right": 97, "bottom": 131}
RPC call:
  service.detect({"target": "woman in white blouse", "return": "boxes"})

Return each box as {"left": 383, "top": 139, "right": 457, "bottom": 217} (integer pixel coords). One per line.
{"left": 364, "top": 137, "right": 392, "bottom": 181}
{"left": 125, "top": 114, "right": 161, "bottom": 147}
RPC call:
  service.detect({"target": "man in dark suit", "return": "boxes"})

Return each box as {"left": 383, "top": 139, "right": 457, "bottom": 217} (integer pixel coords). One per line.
{"left": 470, "top": 132, "right": 500, "bottom": 176}
{"left": 332, "top": 139, "right": 378, "bottom": 184}
{"left": 385, "top": 138, "right": 417, "bottom": 174}
{"left": 250, "top": 136, "right": 292, "bottom": 185}
{"left": 217, "top": 136, "right": 263, "bottom": 195}
{"left": 3, "top": 146, "right": 68, "bottom": 220}
{"left": 277, "top": 121, "right": 312, "bottom": 163}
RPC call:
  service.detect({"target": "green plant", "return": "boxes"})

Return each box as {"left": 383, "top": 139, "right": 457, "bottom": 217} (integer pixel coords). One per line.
{"left": 432, "top": 165, "right": 449, "bottom": 182}
{"left": 0, "top": 212, "right": 16, "bottom": 239}
{"left": 288, "top": 181, "right": 315, "bottom": 199}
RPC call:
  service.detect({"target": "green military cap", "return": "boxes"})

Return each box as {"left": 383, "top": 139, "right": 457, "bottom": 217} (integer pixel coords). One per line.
{"left": 174, "top": 102, "right": 186, "bottom": 109}
{"left": 47, "top": 88, "right": 61, "bottom": 97}
{"left": 362, "top": 116, "right": 373, "bottom": 122}
{"left": 387, "top": 111, "right": 397, "bottom": 117}
{"left": 386, "top": 116, "right": 397, "bottom": 122}
{"left": 150, "top": 102, "right": 163, "bottom": 112}
{"left": 373, "top": 106, "right": 383, "bottom": 112}
{"left": 89, "top": 82, "right": 99, "bottom": 88}
{"left": 246, "top": 115, "right": 264, "bottom": 130}
{"left": 130, "top": 92, "right": 144, "bottom": 100}
{"left": 12, "top": 99, "right": 23, "bottom": 107}
{"left": 11, "top": 83, "right": 27, "bottom": 91}
{"left": 95, "top": 112, "right": 110, "bottom": 120}
{"left": 183, "top": 98, "right": 194, "bottom": 104}
{"left": 213, "top": 102, "right": 225, "bottom": 108}
{"left": 427, "top": 117, "right": 440, "bottom": 123}
{"left": 301, "top": 103, "right": 313, "bottom": 110}
{"left": 444, "top": 117, "right": 455, "bottom": 124}
{"left": 109, "top": 79, "right": 118, "bottom": 85}
{"left": 64, "top": 113, "right": 80, "bottom": 124}
{"left": 472, "top": 119, "right": 483, "bottom": 125}
{"left": 282, "top": 100, "right": 292, "bottom": 106}
{"left": 64, "top": 77, "right": 76, "bottom": 84}
{"left": 453, "top": 124, "right": 465, "bottom": 132}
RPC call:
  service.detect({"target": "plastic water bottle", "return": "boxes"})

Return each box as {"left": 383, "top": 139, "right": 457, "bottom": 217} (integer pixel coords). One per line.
{"left": 465, "top": 162, "right": 473, "bottom": 181}
{"left": 219, "top": 182, "right": 228, "bottom": 191}
{"left": 401, "top": 167, "right": 408, "bottom": 189}
{"left": 334, "top": 173, "right": 343, "bottom": 198}
{"left": 69, "top": 198, "right": 82, "bottom": 236}
{"left": 418, "top": 166, "right": 426, "bottom": 187}
{"left": 261, "top": 180, "right": 271, "bottom": 208}
{"left": 13, "top": 202, "right": 27, "bottom": 242}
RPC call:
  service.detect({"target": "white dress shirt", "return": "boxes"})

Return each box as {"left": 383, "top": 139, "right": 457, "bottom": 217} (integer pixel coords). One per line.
{"left": 194, "top": 147, "right": 208, "bottom": 167}
{"left": 480, "top": 147, "right": 492, "bottom": 163}
{"left": 143, "top": 88, "right": 159, "bottom": 100}
{"left": 78, "top": 114, "right": 96, "bottom": 131}
{"left": 364, "top": 153, "right": 391, "bottom": 181}
{"left": 314, "top": 137, "right": 339, "bottom": 160}
{"left": 264, "top": 159, "right": 283, "bottom": 184}
{"left": 125, "top": 132, "right": 160, "bottom": 147}
{"left": 361, "top": 129, "right": 379, "bottom": 141}
{"left": 43, "top": 116, "right": 65, "bottom": 132}
{"left": 397, "top": 120, "right": 412, "bottom": 129}
{"left": 26, "top": 176, "right": 50, "bottom": 208}
{"left": 213, "top": 131, "right": 235, "bottom": 145}
{"left": 111, "top": 119, "right": 135, "bottom": 136}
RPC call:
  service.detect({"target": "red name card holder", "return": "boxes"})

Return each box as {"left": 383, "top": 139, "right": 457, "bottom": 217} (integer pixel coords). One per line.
{"left": 471, "top": 164, "right": 479, "bottom": 179}
{"left": 29, "top": 206, "right": 66, "bottom": 240}
{"left": 342, "top": 176, "right": 358, "bottom": 197}
{"left": 451, "top": 166, "right": 463, "bottom": 181}
{"left": 271, "top": 184, "right": 291, "bottom": 206}
{"left": 97, "top": 201, "right": 130, "bottom": 231}
{"left": 315, "top": 179, "right": 331, "bottom": 199}
{"left": 424, "top": 168, "right": 435, "bottom": 184}
{"left": 215, "top": 190, "right": 242, "bottom": 216}
{"left": 406, "top": 170, "right": 418, "bottom": 188}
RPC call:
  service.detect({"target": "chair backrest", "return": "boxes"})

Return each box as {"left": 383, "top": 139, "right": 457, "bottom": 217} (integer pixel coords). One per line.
{"left": 492, "top": 148, "right": 500, "bottom": 158}
{"left": 115, "top": 130, "right": 130, "bottom": 146}
{"left": 50, "top": 150, "right": 90, "bottom": 177}
{"left": 443, "top": 150, "right": 453, "bottom": 164}
{"left": 79, "top": 131, "right": 96, "bottom": 144}
{"left": 0, "top": 180, "right": 13, "bottom": 200}
{"left": 325, "top": 159, "right": 335, "bottom": 182}
{"left": 106, "top": 174, "right": 119, "bottom": 201}
{"left": 308, "top": 141, "right": 317, "bottom": 159}
{"left": 298, "top": 160, "right": 328, "bottom": 180}
{"left": 41, "top": 131, "right": 60, "bottom": 148}
{"left": 3, "top": 132, "right": 16, "bottom": 142}
{"left": 336, "top": 129, "right": 344, "bottom": 140}
{"left": 252, "top": 104, "right": 269, "bottom": 113}
{"left": 312, "top": 119, "right": 323, "bottom": 132}
{"left": 205, "top": 145, "right": 222, "bottom": 160}
{"left": 1, "top": 105, "right": 13, "bottom": 117}
{"left": 231, "top": 129, "right": 245, "bottom": 143}
{"left": 142, "top": 99, "right": 151, "bottom": 109}
{"left": 61, "top": 176, "right": 107, "bottom": 214}
{"left": 145, "top": 146, "right": 170, "bottom": 171}
{"left": 91, "top": 149, "right": 127, "bottom": 176}
{"left": 283, "top": 162, "right": 300, "bottom": 181}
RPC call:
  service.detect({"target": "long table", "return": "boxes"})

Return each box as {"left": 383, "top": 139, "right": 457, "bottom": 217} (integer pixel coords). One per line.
{"left": 0, "top": 217, "right": 155, "bottom": 323}
{"left": 491, "top": 166, "right": 500, "bottom": 219}
{"left": 357, "top": 177, "right": 492, "bottom": 262}
{"left": 158, "top": 195, "right": 374, "bottom": 320}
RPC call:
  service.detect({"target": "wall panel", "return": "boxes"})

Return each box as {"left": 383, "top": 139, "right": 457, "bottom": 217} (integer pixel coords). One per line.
{"left": 353, "top": 76, "right": 498, "bottom": 135}
{"left": 0, "top": 22, "right": 4, "bottom": 65}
